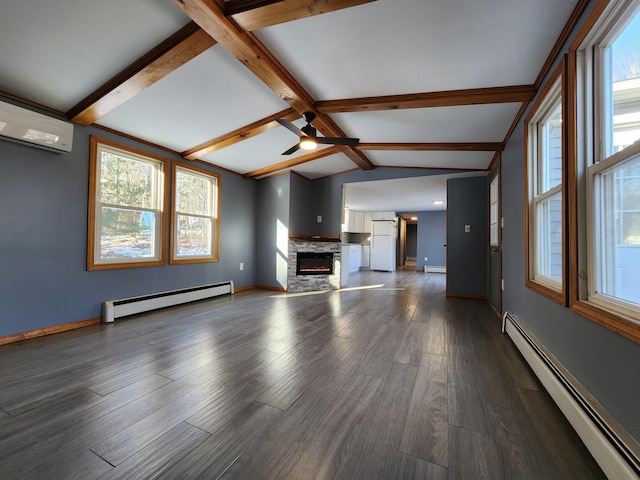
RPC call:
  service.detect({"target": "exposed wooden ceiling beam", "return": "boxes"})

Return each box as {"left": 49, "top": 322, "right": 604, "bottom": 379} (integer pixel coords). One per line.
{"left": 67, "top": 22, "right": 216, "bottom": 125}
{"left": 243, "top": 146, "right": 340, "bottom": 178}
{"left": 356, "top": 142, "right": 504, "bottom": 152}
{"left": 225, "top": 0, "right": 286, "bottom": 16}
{"left": 182, "top": 108, "right": 298, "bottom": 160}
{"left": 174, "top": 0, "right": 375, "bottom": 170}
{"left": 315, "top": 85, "right": 537, "bottom": 113}
{"left": 231, "top": 0, "right": 376, "bottom": 31}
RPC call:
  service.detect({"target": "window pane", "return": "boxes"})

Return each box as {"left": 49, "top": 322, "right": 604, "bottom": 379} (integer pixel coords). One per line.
{"left": 596, "top": 154, "right": 640, "bottom": 305}
{"left": 490, "top": 176, "right": 499, "bottom": 246}
{"left": 540, "top": 103, "right": 563, "bottom": 192}
{"left": 100, "top": 151, "right": 154, "bottom": 208}
{"left": 609, "top": 10, "right": 640, "bottom": 154}
{"left": 535, "top": 191, "right": 563, "bottom": 282}
{"left": 175, "top": 214, "right": 212, "bottom": 256}
{"left": 100, "top": 207, "right": 156, "bottom": 260}
{"left": 176, "top": 170, "right": 211, "bottom": 216}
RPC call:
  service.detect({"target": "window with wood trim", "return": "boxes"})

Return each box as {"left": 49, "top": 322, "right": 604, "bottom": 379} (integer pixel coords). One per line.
{"left": 171, "top": 163, "right": 219, "bottom": 264}
{"left": 525, "top": 60, "right": 566, "bottom": 304}
{"left": 571, "top": 0, "right": 640, "bottom": 342}
{"left": 490, "top": 174, "right": 500, "bottom": 247}
{"left": 88, "top": 136, "right": 167, "bottom": 270}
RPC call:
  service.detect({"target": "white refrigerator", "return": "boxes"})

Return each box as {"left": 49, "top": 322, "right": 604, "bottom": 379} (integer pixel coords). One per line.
{"left": 370, "top": 220, "right": 397, "bottom": 271}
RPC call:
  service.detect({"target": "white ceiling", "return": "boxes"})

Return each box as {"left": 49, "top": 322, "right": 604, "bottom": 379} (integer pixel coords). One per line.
{"left": 0, "top": 0, "right": 579, "bottom": 193}
{"left": 344, "top": 171, "right": 487, "bottom": 213}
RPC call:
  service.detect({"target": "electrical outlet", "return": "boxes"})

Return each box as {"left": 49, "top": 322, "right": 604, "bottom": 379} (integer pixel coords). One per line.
{"left": 240, "top": 262, "right": 244, "bottom": 271}
{"left": 317, "top": 215, "right": 322, "bottom": 223}
{"left": 465, "top": 224, "right": 471, "bottom": 233}
{"left": 424, "top": 256, "right": 428, "bottom": 261}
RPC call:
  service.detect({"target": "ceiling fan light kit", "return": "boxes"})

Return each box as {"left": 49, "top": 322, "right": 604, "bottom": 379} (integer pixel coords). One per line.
{"left": 276, "top": 111, "right": 359, "bottom": 155}
{"left": 299, "top": 138, "right": 318, "bottom": 150}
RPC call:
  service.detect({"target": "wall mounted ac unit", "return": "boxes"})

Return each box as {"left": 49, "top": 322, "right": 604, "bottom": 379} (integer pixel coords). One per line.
{"left": 0, "top": 100, "right": 73, "bottom": 153}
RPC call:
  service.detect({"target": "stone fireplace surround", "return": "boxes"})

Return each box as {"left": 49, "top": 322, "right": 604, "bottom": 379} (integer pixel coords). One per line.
{"left": 287, "top": 235, "right": 341, "bottom": 292}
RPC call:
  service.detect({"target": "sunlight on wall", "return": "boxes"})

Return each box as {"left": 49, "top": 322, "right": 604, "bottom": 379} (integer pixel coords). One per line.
{"left": 276, "top": 219, "right": 289, "bottom": 289}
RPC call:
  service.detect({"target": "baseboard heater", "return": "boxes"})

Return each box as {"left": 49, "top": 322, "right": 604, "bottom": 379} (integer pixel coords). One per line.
{"left": 502, "top": 312, "right": 640, "bottom": 479}
{"left": 425, "top": 265, "right": 446, "bottom": 273}
{"left": 103, "top": 281, "right": 234, "bottom": 323}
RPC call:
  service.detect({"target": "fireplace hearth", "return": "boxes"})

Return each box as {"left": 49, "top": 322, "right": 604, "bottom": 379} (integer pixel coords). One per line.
{"left": 297, "top": 252, "right": 334, "bottom": 276}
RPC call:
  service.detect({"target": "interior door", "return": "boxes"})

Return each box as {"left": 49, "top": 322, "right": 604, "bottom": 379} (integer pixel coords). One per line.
{"left": 489, "top": 162, "right": 502, "bottom": 316}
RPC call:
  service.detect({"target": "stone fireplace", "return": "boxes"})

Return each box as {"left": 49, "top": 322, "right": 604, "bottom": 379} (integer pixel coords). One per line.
{"left": 287, "top": 235, "right": 341, "bottom": 292}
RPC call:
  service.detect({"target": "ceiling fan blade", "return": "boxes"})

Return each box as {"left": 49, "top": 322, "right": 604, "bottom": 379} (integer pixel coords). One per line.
{"left": 315, "top": 137, "right": 360, "bottom": 146}
{"left": 282, "top": 144, "right": 300, "bottom": 155}
{"left": 276, "top": 118, "right": 306, "bottom": 137}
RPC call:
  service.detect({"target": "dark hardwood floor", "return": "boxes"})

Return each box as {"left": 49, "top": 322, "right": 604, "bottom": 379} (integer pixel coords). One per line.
{"left": 0, "top": 271, "right": 606, "bottom": 479}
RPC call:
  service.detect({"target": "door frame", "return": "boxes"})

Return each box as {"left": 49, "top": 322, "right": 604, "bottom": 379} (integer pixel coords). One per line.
{"left": 488, "top": 157, "right": 503, "bottom": 316}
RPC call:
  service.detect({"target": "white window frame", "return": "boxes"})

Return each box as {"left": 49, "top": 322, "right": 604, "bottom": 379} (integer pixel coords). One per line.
{"left": 525, "top": 61, "right": 566, "bottom": 304}
{"left": 170, "top": 162, "right": 220, "bottom": 264}
{"left": 88, "top": 136, "right": 167, "bottom": 270}
{"left": 572, "top": 0, "right": 640, "bottom": 339}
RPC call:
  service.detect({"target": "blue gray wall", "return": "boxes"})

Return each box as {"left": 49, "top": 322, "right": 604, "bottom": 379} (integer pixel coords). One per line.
{"left": 446, "top": 176, "right": 488, "bottom": 298}
{"left": 289, "top": 172, "right": 312, "bottom": 235}
{"left": 0, "top": 116, "right": 257, "bottom": 338}
{"left": 502, "top": 109, "right": 640, "bottom": 442}
{"left": 499, "top": 0, "right": 640, "bottom": 440}
{"left": 255, "top": 173, "right": 290, "bottom": 289}
{"left": 416, "top": 210, "right": 446, "bottom": 271}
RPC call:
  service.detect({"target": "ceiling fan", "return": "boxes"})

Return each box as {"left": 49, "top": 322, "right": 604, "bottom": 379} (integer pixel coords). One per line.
{"left": 276, "top": 111, "right": 359, "bottom": 155}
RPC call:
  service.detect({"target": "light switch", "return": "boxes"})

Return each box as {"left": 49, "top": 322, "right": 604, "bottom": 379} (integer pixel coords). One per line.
{"left": 317, "top": 215, "right": 322, "bottom": 223}
{"left": 465, "top": 224, "right": 471, "bottom": 233}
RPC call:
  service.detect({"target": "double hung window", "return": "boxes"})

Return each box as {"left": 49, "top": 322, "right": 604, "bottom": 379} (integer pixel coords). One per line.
{"left": 526, "top": 62, "right": 566, "bottom": 303}
{"left": 573, "top": 0, "right": 640, "bottom": 335}
{"left": 88, "top": 137, "right": 167, "bottom": 269}
{"left": 171, "top": 163, "right": 219, "bottom": 264}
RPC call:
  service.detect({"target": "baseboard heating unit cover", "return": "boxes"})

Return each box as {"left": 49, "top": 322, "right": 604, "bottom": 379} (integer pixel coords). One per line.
{"left": 502, "top": 311, "right": 640, "bottom": 480}
{"left": 103, "top": 281, "right": 234, "bottom": 323}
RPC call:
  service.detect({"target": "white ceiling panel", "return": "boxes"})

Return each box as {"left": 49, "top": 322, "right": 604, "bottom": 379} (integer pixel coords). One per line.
{"left": 344, "top": 172, "right": 487, "bottom": 212}
{"left": 332, "top": 103, "right": 522, "bottom": 143}
{"left": 255, "top": 0, "right": 577, "bottom": 100}
{"left": 99, "top": 45, "right": 289, "bottom": 153}
{"left": 0, "top": 1, "right": 189, "bottom": 111}
{"left": 364, "top": 150, "right": 495, "bottom": 170}
{"left": 291, "top": 153, "right": 357, "bottom": 179}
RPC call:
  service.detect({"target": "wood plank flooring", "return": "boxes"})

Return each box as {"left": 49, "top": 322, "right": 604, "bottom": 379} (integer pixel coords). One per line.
{"left": 0, "top": 270, "right": 606, "bottom": 479}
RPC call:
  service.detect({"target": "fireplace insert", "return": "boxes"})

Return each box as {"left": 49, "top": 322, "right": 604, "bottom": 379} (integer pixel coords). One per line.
{"left": 296, "top": 252, "right": 334, "bottom": 276}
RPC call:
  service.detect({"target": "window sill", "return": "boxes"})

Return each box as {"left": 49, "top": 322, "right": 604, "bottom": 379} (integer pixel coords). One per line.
{"left": 571, "top": 299, "right": 640, "bottom": 345}
{"left": 526, "top": 278, "right": 567, "bottom": 306}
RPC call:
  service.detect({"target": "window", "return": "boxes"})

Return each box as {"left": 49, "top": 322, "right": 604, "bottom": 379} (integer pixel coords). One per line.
{"left": 88, "top": 137, "right": 167, "bottom": 269}
{"left": 525, "top": 61, "right": 566, "bottom": 304}
{"left": 171, "top": 163, "right": 219, "bottom": 264}
{"left": 490, "top": 174, "right": 500, "bottom": 247}
{"left": 571, "top": 0, "right": 640, "bottom": 340}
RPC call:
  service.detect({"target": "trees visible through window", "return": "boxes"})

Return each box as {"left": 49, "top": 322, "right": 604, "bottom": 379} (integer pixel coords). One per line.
{"left": 171, "top": 163, "right": 219, "bottom": 264}
{"left": 88, "top": 137, "right": 167, "bottom": 269}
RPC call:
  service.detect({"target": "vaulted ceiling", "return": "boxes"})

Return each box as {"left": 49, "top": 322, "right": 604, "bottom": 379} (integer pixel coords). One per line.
{"left": 0, "top": 0, "right": 586, "bottom": 180}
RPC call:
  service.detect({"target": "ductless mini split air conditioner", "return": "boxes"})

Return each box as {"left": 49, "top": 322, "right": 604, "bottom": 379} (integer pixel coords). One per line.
{"left": 0, "top": 99, "right": 73, "bottom": 153}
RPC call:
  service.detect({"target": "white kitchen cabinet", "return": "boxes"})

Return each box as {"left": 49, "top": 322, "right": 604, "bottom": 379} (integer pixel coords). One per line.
{"left": 353, "top": 211, "right": 364, "bottom": 232}
{"left": 363, "top": 211, "right": 372, "bottom": 233}
{"left": 361, "top": 245, "right": 370, "bottom": 268}
{"left": 372, "top": 211, "right": 396, "bottom": 221}
{"left": 348, "top": 244, "right": 362, "bottom": 272}
{"left": 347, "top": 210, "right": 368, "bottom": 232}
